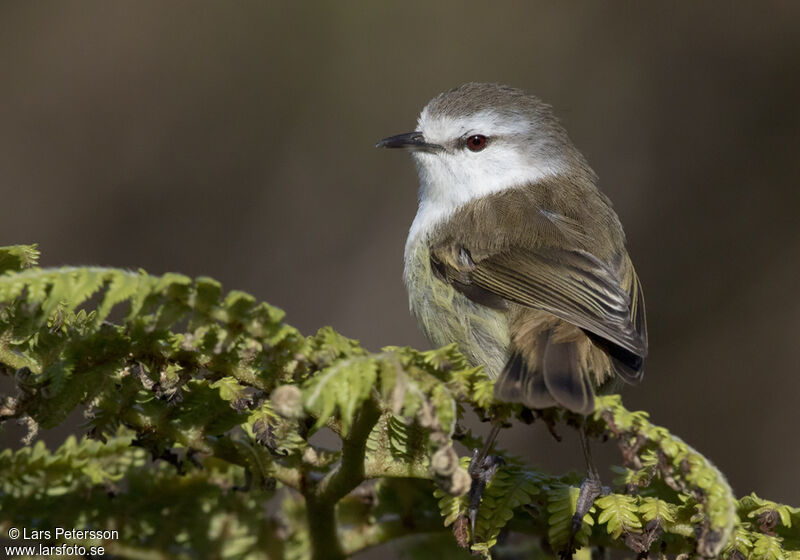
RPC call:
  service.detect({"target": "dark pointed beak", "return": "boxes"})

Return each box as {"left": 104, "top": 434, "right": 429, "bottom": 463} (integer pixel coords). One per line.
{"left": 376, "top": 131, "right": 442, "bottom": 152}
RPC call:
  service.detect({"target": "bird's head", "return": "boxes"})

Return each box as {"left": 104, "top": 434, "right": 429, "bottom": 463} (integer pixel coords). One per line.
{"left": 378, "top": 83, "right": 590, "bottom": 212}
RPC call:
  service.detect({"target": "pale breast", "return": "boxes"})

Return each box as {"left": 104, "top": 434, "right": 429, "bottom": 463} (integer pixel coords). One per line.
{"left": 403, "top": 238, "right": 509, "bottom": 378}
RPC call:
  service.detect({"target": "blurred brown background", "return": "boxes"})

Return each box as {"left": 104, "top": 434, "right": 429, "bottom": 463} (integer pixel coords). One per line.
{"left": 1, "top": 0, "right": 798, "bottom": 522}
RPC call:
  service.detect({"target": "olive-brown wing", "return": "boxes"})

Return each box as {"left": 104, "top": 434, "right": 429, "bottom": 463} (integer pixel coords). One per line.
{"left": 432, "top": 245, "right": 648, "bottom": 362}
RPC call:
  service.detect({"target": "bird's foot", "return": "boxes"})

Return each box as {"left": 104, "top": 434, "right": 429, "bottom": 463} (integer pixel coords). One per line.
{"left": 467, "top": 448, "right": 504, "bottom": 539}
{"left": 569, "top": 475, "right": 607, "bottom": 549}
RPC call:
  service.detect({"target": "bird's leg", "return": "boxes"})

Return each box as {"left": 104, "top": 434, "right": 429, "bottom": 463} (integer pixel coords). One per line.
{"left": 579, "top": 418, "right": 600, "bottom": 482}
{"left": 570, "top": 420, "right": 605, "bottom": 545}
{"left": 467, "top": 421, "right": 504, "bottom": 538}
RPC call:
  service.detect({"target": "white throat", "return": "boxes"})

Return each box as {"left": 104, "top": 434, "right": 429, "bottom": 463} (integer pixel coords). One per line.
{"left": 404, "top": 148, "right": 563, "bottom": 258}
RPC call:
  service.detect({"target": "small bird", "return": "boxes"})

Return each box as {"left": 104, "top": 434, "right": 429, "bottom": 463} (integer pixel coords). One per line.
{"left": 378, "top": 83, "right": 648, "bottom": 536}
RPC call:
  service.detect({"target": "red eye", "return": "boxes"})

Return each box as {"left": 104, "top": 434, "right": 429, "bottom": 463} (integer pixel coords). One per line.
{"left": 466, "top": 134, "right": 487, "bottom": 152}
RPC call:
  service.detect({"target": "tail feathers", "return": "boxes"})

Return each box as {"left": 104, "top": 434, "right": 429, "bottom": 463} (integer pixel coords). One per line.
{"left": 494, "top": 351, "right": 556, "bottom": 409}
{"left": 584, "top": 331, "right": 644, "bottom": 385}
{"left": 541, "top": 338, "right": 595, "bottom": 415}
{"left": 494, "top": 330, "right": 595, "bottom": 414}
{"left": 610, "top": 355, "right": 644, "bottom": 385}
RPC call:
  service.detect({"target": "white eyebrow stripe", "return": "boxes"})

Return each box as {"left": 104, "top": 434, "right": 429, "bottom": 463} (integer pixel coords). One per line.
{"left": 417, "top": 109, "right": 532, "bottom": 145}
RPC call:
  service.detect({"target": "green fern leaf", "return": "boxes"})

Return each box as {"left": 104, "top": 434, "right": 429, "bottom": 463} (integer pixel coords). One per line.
{"left": 472, "top": 464, "right": 541, "bottom": 550}
{"left": 435, "top": 488, "right": 468, "bottom": 527}
{"left": 433, "top": 456, "right": 471, "bottom": 529}
{"left": 472, "top": 378, "right": 496, "bottom": 410}
{"left": 596, "top": 493, "right": 642, "bottom": 539}
{"left": 0, "top": 244, "right": 40, "bottom": 273}
{"left": 95, "top": 270, "right": 143, "bottom": 322}
{"left": 753, "top": 533, "right": 785, "bottom": 560}
{"left": 211, "top": 376, "right": 248, "bottom": 403}
{"left": 302, "top": 356, "right": 377, "bottom": 435}
{"left": 639, "top": 496, "right": 677, "bottom": 526}
{"left": 721, "top": 524, "right": 755, "bottom": 558}
{"left": 547, "top": 484, "right": 594, "bottom": 550}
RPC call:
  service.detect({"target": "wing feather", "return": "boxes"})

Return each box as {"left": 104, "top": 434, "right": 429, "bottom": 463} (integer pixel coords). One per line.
{"left": 428, "top": 186, "right": 648, "bottom": 369}
{"left": 467, "top": 248, "right": 647, "bottom": 357}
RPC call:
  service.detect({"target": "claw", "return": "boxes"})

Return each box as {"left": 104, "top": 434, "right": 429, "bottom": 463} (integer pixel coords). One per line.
{"left": 469, "top": 506, "right": 478, "bottom": 538}
{"left": 569, "top": 475, "right": 604, "bottom": 549}
{"left": 467, "top": 448, "right": 504, "bottom": 540}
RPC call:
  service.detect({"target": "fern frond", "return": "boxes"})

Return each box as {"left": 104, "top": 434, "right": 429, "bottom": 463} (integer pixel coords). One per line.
{"left": 547, "top": 483, "right": 594, "bottom": 550}
{"left": 472, "top": 463, "right": 542, "bottom": 550}
{"left": 0, "top": 248, "right": 797, "bottom": 560}
{"left": 595, "top": 493, "right": 642, "bottom": 539}
{"left": 594, "top": 394, "right": 737, "bottom": 557}
{"left": 303, "top": 356, "right": 377, "bottom": 435}
{"left": 0, "top": 244, "right": 40, "bottom": 273}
